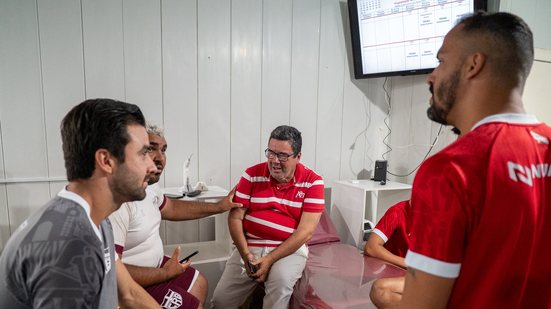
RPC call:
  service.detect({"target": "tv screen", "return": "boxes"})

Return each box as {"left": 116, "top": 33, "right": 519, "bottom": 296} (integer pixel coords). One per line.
{"left": 348, "top": 0, "right": 487, "bottom": 79}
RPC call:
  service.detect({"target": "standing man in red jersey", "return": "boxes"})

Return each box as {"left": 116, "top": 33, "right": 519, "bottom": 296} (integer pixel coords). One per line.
{"left": 398, "top": 12, "right": 551, "bottom": 308}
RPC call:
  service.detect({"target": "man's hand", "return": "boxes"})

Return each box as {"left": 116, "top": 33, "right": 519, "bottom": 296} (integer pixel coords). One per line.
{"left": 248, "top": 254, "right": 275, "bottom": 283}
{"left": 215, "top": 187, "right": 243, "bottom": 212}
{"left": 161, "top": 246, "right": 191, "bottom": 280}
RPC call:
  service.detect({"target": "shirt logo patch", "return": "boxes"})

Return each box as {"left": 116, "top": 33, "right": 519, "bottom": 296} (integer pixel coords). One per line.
{"left": 161, "top": 289, "right": 183, "bottom": 308}
{"left": 296, "top": 191, "right": 305, "bottom": 198}
{"left": 507, "top": 161, "right": 551, "bottom": 187}
{"left": 530, "top": 131, "right": 549, "bottom": 144}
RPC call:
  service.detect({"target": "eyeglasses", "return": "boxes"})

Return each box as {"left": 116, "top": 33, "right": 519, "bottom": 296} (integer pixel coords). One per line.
{"left": 265, "top": 148, "right": 295, "bottom": 162}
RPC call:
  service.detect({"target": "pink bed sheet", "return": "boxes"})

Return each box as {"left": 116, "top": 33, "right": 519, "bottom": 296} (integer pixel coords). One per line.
{"left": 290, "top": 242, "right": 406, "bottom": 309}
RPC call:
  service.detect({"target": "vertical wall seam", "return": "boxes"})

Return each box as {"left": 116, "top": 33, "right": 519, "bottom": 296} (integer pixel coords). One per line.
{"left": 313, "top": 0, "right": 322, "bottom": 171}
{"left": 229, "top": 0, "right": 233, "bottom": 186}
{"left": 159, "top": 0, "right": 167, "bottom": 189}
{"left": 80, "top": 0, "right": 87, "bottom": 99}
{"left": 288, "top": 0, "right": 294, "bottom": 124}
{"left": 259, "top": 0, "right": 264, "bottom": 162}
{"left": 35, "top": 0, "right": 52, "bottom": 198}
{"left": 196, "top": 0, "right": 200, "bottom": 182}
{"left": 121, "top": 0, "right": 127, "bottom": 100}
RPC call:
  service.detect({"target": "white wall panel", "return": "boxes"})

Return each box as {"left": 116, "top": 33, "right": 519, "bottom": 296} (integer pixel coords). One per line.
{"left": 315, "top": 0, "right": 346, "bottom": 185}
{"left": 162, "top": 0, "right": 199, "bottom": 188}
{"left": 197, "top": 0, "right": 231, "bottom": 188}
{"left": 340, "top": 77, "right": 388, "bottom": 181}
{"left": 162, "top": 0, "right": 198, "bottom": 187}
{"left": 532, "top": 0, "right": 551, "bottom": 49}
{"left": 123, "top": 0, "right": 163, "bottom": 124}
{"left": 0, "top": 0, "right": 48, "bottom": 180}
{"left": 49, "top": 181, "right": 68, "bottom": 198}
{"left": 0, "top": 185, "right": 9, "bottom": 252}
{"left": 37, "top": 0, "right": 86, "bottom": 178}
{"left": 501, "top": 0, "right": 551, "bottom": 50}
{"left": 261, "top": 0, "right": 293, "bottom": 151}
{"left": 0, "top": 116, "right": 5, "bottom": 180}
{"left": 82, "top": 0, "right": 125, "bottom": 100}
{"left": 161, "top": 0, "right": 200, "bottom": 245}
{"left": 230, "top": 0, "right": 263, "bottom": 185}
{"left": 524, "top": 50, "right": 551, "bottom": 124}
{"left": 290, "top": 0, "right": 321, "bottom": 169}
{"left": 387, "top": 76, "right": 414, "bottom": 183}
{"left": 6, "top": 183, "right": 50, "bottom": 232}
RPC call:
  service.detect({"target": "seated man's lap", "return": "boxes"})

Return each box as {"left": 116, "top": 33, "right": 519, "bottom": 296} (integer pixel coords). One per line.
{"left": 146, "top": 256, "right": 200, "bottom": 308}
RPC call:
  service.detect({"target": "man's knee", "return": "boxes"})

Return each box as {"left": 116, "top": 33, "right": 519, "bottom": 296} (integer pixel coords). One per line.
{"left": 190, "top": 272, "right": 208, "bottom": 304}
{"left": 195, "top": 272, "right": 208, "bottom": 292}
{"left": 370, "top": 277, "right": 404, "bottom": 308}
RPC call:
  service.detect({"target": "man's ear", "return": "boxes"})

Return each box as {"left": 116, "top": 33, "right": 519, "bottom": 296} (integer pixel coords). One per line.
{"left": 465, "top": 52, "right": 486, "bottom": 79}
{"left": 95, "top": 149, "right": 116, "bottom": 174}
{"left": 295, "top": 152, "right": 302, "bottom": 161}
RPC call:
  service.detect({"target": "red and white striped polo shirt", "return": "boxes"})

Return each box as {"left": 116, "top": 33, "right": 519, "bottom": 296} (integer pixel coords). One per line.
{"left": 234, "top": 162, "right": 325, "bottom": 247}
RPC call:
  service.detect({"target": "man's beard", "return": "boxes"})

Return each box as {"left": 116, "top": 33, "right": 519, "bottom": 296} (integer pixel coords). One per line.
{"left": 148, "top": 173, "right": 161, "bottom": 185}
{"left": 427, "top": 70, "right": 460, "bottom": 125}
{"left": 111, "top": 164, "right": 149, "bottom": 204}
{"left": 148, "top": 159, "right": 163, "bottom": 185}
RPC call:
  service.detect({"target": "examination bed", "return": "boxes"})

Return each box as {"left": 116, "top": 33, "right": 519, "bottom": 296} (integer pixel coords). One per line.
{"left": 289, "top": 213, "right": 406, "bottom": 309}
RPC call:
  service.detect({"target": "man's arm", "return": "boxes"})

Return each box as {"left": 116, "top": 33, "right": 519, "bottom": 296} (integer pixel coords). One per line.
{"left": 397, "top": 267, "right": 455, "bottom": 309}
{"left": 122, "top": 246, "right": 192, "bottom": 287}
{"left": 227, "top": 207, "right": 255, "bottom": 265}
{"left": 252, "top": 211, "right": 322, "bottom": 282}
{"left": 160, "top": 188, "right": 242, "bottom": 221}
{"left": 116, "top": 260, "right": 160, "bottom": 308}
{"left": 364, "top": 233, "right": 406, "bottom": 268}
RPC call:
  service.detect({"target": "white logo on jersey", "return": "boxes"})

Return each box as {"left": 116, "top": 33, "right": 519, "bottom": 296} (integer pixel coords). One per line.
{"left": 530, "top": 131, "right": 549, "bottom": 144}
{"left": 103, "top": 247, "right": 111, "bottom": 274}
{"left": 508, "top": 161, "right": 551, "bottom": 186}
{"left": 161, "top": 289, "right": 183, "bottom": 308}
{"left": 296, "top": 191, "right": 305, "bottom": 198}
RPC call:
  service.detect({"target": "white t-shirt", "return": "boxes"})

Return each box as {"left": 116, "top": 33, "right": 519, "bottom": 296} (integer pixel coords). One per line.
{"left": 109, "top": 183, "right": 167, "bottom": 267}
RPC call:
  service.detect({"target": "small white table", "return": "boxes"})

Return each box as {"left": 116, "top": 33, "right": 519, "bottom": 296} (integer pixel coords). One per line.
{"left": 161, "top": 185, "right": 232, "bottom": 264}
{"left": 163, "top": 185, "right": 229, "bottom": 201}
{"left": 161, "top": 185, "right": 233, "bottom": 302}
{"left": 331, "top": 180, "right": 412, "bottom": 248}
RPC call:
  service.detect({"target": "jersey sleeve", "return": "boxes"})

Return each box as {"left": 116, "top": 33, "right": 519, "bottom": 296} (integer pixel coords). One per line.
{"left": 108, "top": 203, "right": 131, "bottom": 255}
{"left": 302, "top": 177, "right": 325, "bottom": 213}
{"left": 373, "top": 204, "right": 401, "bottom": 243}
{"left": 405, "top": 154, "right": 469, "bottom": 278}
{"left": 233, "top": 168, "right": 254, "bottom": 208}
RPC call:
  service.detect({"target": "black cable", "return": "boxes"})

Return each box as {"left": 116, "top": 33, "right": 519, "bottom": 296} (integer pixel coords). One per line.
{"left": 387, "top": 124, "right": 444, "bottom": 177}
{"left": 381, "top": 77, "right": 392, "bottom": 160}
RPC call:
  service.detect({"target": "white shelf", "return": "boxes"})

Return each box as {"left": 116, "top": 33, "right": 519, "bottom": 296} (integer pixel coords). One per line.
{"left": 163, "top": 241, "right": 233, "bottom": 265}
{"left": 163, "top": 185, "right": 229, "bottom": 201}
{"left": 331, "top": 180, "right": 411, "bottom": 248}
{"left": 161, "top": 185, "right": 233, "bottom": 268}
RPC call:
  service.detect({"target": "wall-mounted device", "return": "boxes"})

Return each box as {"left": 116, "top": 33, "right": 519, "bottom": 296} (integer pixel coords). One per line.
{"left": 347, "top": 0, "right": 488, "bottom": 79}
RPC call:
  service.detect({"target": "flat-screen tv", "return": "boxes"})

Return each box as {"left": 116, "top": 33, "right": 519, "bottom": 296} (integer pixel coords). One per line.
{"left": 348, "top": 0, "right": 487, "bottom": 79}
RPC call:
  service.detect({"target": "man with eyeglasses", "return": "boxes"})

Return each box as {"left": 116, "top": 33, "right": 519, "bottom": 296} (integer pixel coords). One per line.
{"left": 211, "top": 125, "right": 325, "bottom": 309}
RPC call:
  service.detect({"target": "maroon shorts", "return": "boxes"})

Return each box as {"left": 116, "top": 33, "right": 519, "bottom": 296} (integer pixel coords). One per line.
{"left": 146, "top": 256, "right": 200, "bottom": 309}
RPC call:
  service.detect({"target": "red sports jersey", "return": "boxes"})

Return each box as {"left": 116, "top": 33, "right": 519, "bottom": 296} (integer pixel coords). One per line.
{"left": 405, "top": 114, "right": 551, "bottom": 308}
{"left": 233, "top": 162, "right": 325, "bottom": 247}
{"left": 372, "top": 200, "right": 409, "bottom": 258}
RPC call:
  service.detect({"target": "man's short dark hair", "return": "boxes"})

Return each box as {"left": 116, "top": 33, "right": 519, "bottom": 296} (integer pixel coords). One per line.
{"left": 270, "top": 125, "right": 302, "bottom": 156}
{"left": 61, "top": 98, "right": 146, "bottom": 181}
{"left": 458, "top": 11, "right": 534, "bottom": 87}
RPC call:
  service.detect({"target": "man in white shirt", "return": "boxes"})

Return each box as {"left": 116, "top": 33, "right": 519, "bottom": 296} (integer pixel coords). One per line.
{"left": 110, "top": 124, "right": 242, "bottom": 309}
